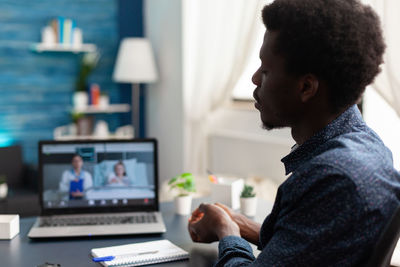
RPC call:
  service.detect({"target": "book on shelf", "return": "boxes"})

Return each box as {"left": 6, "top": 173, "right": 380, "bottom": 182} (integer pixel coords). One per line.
{"left": 44, "top": 17, "right": 81, "bottom": 47}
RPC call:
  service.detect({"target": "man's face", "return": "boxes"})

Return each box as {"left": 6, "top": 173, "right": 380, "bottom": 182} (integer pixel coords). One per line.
{"left": 72, "top": 156, "right": 83, "bottom": 170}
{"left": 252, "top": 31, "right": 301, "bottom": 130}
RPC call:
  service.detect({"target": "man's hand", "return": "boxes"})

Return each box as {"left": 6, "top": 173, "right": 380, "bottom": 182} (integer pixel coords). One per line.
{"left": 215, "top": 203, "right": 261, "bottom": 246}
{"left": 71, "top": 190, "right": 84, "bottom": 197}
{"left": 188, "top": 203, "right": 240, "bottom": 243}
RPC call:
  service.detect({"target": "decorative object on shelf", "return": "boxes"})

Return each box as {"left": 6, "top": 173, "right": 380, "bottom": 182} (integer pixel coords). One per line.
{"left": 168, "top": 173, "right": 196, "bottom": 215}
{"left": 113, "top": 38, "right": 158, "bottom": 138}
{"left": 240, "top": 184, "right": 257, "bottom": 217}
{"left": 71, "top": 112, "right": 93, "bottom": 136}
{"left": 76, "top": 116, "right": 94, "bottom": 136}
{"left": 115, "top": 125, "right": 134, "bottom": 139}
{"left": 93, "top": 120, "right": 109, "bottom": 138}
{"left": 99, "top": 92, "right": 110, "bottom": 109}
{"left": 0, "top": 175, "right": 8, "bottom": 199}
{"left": 72, "top": 91, "right": 88, "bottom": 110}
{"left": 89, "top": 83, "right": 100, "bottom": 106}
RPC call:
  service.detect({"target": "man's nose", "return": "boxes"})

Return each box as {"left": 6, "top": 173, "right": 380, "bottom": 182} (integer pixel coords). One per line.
{"left": 252, "top": 67, "right": 261, "bottom": 86}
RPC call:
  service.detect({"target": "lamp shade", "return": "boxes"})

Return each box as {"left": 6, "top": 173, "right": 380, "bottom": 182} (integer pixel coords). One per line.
{"left": 113, "top": 38, "right": 158, "bottom": 83}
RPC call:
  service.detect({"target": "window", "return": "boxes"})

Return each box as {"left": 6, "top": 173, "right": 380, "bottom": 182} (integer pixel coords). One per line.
{"left": 364, "top": 88, "right": 400, "bottom": 170}
{"left": 230, "top": 8, "right": 400, "bottom": 170}
{"left": 231, "top": 12, "right": 265, "bottom": 101}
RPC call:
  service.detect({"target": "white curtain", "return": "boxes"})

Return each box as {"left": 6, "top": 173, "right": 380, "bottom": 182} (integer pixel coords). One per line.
{"left": 362, "top": 0, "right": 400, "bottom": 118}
{"left": 182, "top": 0, "right": 267, "bottom": 175}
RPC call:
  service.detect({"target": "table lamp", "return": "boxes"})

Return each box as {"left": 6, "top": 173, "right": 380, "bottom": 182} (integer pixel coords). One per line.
{"left": 113, "top": 38, "right": 158, "bottom": 137}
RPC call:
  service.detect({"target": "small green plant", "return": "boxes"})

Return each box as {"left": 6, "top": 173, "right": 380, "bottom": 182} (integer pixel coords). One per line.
{"left": 75, "top": 51, "right": 100, "bottom": 92}
{"left": 0, "top": 175, "right": 6, "bottom": 185}
{"left": 71, "top": 112, "right": 84, "bottom": 123}
{"left": 241, "top": 184, "right": 256, "bottom": 198}
{"left": 168, "top": 173, "right": 196, "bottom": 197}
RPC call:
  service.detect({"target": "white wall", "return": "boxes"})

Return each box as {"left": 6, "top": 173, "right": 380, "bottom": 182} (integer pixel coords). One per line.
{"left": 208, "top": 107, "right": 294, "bottom": 184}
{"left": 144, "top": 0, "right": 184, "bottom": 183}
{"left": 144, "top": 0, "right": 294, "bottom": 187}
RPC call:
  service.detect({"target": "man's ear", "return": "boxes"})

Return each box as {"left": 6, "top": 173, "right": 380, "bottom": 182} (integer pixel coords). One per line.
{"left": 299, "top": 74, "right": 319, "bottom": 103}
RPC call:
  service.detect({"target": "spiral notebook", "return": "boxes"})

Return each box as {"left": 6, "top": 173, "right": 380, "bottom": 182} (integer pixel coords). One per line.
{"left": 91, "top": 240, "right": 189, "bottom": 266}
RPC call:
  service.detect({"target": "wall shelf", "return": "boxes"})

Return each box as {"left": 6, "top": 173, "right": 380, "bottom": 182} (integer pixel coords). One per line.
{"left": 54, "top": 134, "right": 133, "bottom": 141}
{"left": 72, "top": 104, "right": 130, "bottom": 114}
{"left": 31, "top": 43, "right": 97, "bottom": 53}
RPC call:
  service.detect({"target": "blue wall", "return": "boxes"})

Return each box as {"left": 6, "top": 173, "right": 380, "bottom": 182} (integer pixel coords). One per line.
{"left": 0, "top": 0, "right": 132, "bottom": 165}
{"left": 118, "top": 0, "right": 145, "bottom": 138}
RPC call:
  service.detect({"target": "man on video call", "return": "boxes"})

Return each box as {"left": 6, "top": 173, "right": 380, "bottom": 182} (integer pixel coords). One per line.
{"left": 59, "top": 154, "right": 93, "bottom": 200}
{"left": 188, "top": 0, "right": 400, "bottom": 266}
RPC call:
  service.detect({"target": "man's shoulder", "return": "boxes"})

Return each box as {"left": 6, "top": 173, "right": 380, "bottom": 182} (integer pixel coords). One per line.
{"left": 309, "top": 126, "right": 390, "bottom": 167}
{"left": 283, "top": 132, "right": 400, "bottom": 210}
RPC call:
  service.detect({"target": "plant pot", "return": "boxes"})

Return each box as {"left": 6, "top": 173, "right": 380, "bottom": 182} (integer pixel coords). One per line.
{"left": 0, "top": 183, "right": 8, "bottom": 199}
{"left": 174, "top": 195, "right": 192, "bottom": 215}
{"left": 240, "top": 197, "right": 257, "bottom": 217}
{"left": 76, "top": 116, "right": 94, "bottom": 136}
{"left": 73, "top": 91, "right": 88, "bottom": 110}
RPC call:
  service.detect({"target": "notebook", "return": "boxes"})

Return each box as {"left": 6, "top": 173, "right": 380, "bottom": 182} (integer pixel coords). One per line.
{"left": 28, "top": 139, "right": 166, "bottom": 238}
{"left": 91, "top": 240, "right": 189, "bottom": 266}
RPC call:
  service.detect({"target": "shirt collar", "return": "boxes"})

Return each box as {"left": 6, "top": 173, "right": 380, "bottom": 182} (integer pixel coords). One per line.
{"left": 281, "top": 105, "right": 364, "bottom": 175}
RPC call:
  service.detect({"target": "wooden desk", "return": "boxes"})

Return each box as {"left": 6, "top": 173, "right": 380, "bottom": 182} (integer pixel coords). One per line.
{"left": 0, "top": 198, "right": 272, "bottom": 267}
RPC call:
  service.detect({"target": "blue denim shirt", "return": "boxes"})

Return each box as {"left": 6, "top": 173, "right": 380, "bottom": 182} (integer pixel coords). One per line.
{"left": 216, "top": 105, "right": 400, "bottom": 266}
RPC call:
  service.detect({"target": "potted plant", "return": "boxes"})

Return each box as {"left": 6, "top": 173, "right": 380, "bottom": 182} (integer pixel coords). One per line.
{"left": 71, "top": 111, "right": 93, "bottom": 136}
{"left": 73, "top": 51, "right": 100, "bottom": 109}
{"left": 168, "top": 173, "right": 196, "bottom": 215}
{"left": 0, "top": 175, "right": 8, "bottom": 199}
{"left": 240, "top": 184, "right": 257, "bottom": 217}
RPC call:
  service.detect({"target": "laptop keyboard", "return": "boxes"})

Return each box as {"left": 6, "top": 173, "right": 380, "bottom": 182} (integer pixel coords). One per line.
{"left": 39, "top": 214, "right": 158, "bottom": 227}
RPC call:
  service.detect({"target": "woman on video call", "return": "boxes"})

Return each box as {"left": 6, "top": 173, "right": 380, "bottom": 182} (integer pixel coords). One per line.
{"left": 107, "top": 161, "right": 130, "bottom": 186}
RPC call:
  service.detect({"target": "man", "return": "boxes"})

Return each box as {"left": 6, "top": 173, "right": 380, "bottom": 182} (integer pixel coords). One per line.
{"left": 59, "top": 154, "right": 93, "bottom": 199}
{"left": 188, "top": 0, "right": 400, "bottom": 266}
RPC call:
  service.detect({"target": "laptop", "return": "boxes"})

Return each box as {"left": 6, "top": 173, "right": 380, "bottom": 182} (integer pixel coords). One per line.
{"left": 28, "top": 139, "right": 166, "bottom": 238}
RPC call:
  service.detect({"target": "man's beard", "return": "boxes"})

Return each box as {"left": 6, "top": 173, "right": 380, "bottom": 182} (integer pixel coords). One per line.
{"left": 262, "top": 123, "right": 274, "bottom": 131}
{"left": 261, "top": 122, "right": 286, "bottom": 131}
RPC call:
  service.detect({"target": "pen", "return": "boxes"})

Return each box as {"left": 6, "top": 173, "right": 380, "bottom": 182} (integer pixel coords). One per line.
{"left": 92, "top": 250, "right": 159, "bottom": 262}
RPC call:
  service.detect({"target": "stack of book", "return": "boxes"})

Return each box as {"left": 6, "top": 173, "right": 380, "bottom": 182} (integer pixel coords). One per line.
{"left": 41, "top": 17, "right": 82, "bottom": 47}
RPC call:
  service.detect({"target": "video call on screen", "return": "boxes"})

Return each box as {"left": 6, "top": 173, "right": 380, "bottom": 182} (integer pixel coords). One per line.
{"left": 41, "top": 142, "right": 156, "bottom": 209}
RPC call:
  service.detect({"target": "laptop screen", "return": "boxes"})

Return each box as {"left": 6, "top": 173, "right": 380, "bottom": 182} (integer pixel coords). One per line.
{"left": 39, "top": 139, "right": 158, "bottom": 214}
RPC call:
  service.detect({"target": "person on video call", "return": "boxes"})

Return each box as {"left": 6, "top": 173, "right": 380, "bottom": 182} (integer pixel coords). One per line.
{"left": 59, "top": 154, "right": 93, "bottom": 200}
{"left": 188, "top": 0, "right": 400, "bottom": 266}
{"left": 107, "top": 161, "right": 130, "bottom": 186}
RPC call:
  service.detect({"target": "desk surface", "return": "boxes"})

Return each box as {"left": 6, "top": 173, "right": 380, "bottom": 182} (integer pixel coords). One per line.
{"left": 0, "top": 198, "right": 272, "bottom": 267}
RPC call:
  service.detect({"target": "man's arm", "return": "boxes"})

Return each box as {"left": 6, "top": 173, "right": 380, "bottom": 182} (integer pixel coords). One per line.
{"left": 188, "top": 203, "right": 240, "bottom": 243}
{"left": 216, "top": 203, "right": 261, "bottom": 247}
{"left": 215, "top": 175, "right": 368, "bottom": 266}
